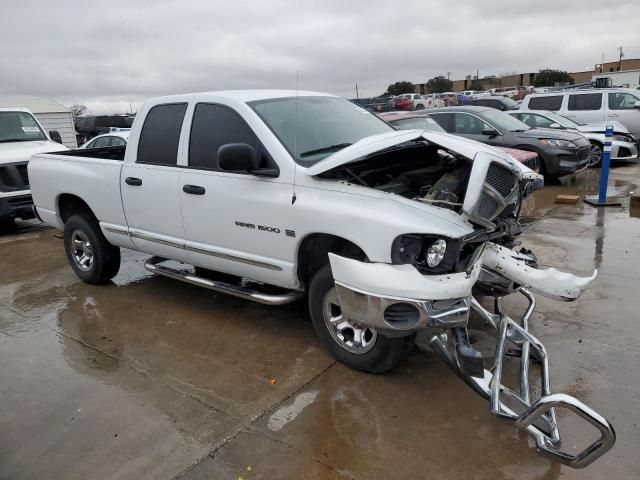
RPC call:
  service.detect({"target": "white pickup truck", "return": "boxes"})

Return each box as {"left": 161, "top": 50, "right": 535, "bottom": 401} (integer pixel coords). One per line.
{"left": 0, "top": 108, "right": 67, "bottom": 228}
{"left": 29, "top": 90, "right": 615, "bottom": 467}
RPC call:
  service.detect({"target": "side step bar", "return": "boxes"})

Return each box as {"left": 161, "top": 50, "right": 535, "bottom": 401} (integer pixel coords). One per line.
{"left": 144, "top": 256, "right": 304, "bottom": 306}
{"left": 430, "top": 288, "right": 616, "bottom": 469}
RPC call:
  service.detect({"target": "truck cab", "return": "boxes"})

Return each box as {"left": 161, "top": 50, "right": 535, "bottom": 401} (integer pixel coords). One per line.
{"left": 0, "top": 107, "right": 67, "bottom": 228}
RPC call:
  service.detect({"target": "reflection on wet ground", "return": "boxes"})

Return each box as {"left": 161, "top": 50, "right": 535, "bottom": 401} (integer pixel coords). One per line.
{"left": 1, "top": 164, "right": 640, "bottom": 479}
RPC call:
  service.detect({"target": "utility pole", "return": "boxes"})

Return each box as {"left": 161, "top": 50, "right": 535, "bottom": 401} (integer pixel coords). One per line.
{"left": 447, "top": 71, "right": 451, "bottom": 80}
{"left": 355, "top": 83, "right": 359, "bottom": 99}
{"left": 476, "top": 69, "right": 480, "bottom": 90}
{"left": 601, "top": 53, "right": 605, "bottom": 73}
{"left": 617, "top": 46, "right": 624, "bottom": 71}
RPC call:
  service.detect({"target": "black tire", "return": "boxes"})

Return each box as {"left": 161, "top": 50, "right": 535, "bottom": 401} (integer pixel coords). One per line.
{"left": 415, "top": 104, "right": 425, "bottom": 110}
{"left": 0, "top": 216, "right": 16, "bottom": 234}
{"left": 308, "top": 264, "right": 414, "bottom": 373}
{"left": 63, "top": 214, "right": 120, "bottom": 284}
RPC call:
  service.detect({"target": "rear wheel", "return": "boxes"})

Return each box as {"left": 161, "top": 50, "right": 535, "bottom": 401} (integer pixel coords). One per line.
{"left": 308, "top": 264, "right": 414, "bottom": 373}
{"left": 415, "top": 104, "right": 425, "bottom": 111}
{"left": 64, "top": 214, "right": 121, "bottom": 284}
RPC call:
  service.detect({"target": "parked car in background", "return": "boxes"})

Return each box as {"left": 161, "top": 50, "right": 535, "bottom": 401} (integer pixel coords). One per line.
{"left": 0, "top": 108, "right": 67, "bottom": 228}
{"left": 79, "top": 131, "right": 130, "bottom": 149}
{"left": 75, "top": 115, "right": 134, "bottom": 145}
{"left": 394, "top": 93, "right": 430, "bottom": 111}
{"left": 508, "top": 110, "right": 638, "bottom": 165}
{"left": 470, "top": 95, "right": 520, "bottom": 111}
{"left": 379, "top": 112, "right": 540, "bottom": 172}
{"left": 428, "top": 106, "right": 590, "bottom": 179}
{"left": 520, "top": 88, "right": 640, "bottom": 138}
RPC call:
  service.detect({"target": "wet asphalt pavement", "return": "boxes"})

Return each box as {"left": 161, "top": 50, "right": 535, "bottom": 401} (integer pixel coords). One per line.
{"left": 1, "top": 164, "right": 639, "bottom": 479}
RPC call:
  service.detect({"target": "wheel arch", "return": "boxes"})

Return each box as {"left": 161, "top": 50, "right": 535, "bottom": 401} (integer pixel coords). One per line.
{"left": 296, "top": 233, "right": 368, "bottom": 289}
{"left": 57, "top": 193, "right": 97, "bottom": 224}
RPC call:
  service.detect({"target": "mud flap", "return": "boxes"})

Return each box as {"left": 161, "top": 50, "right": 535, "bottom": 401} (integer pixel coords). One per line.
{"left": 483, "top": 242, "right": 596, "bottom": 301}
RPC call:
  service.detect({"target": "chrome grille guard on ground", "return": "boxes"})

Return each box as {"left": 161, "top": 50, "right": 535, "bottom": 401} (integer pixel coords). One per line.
{"left": 430, "top": 288, "right": 616, "bottom": 469}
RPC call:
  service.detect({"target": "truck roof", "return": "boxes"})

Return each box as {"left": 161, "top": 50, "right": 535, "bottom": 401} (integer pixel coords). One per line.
{"left": 149, "top": 90, "right": 336, "bottom": 104}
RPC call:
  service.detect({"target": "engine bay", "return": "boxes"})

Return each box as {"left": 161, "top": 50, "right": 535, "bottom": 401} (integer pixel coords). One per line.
{"left": 318, "top": 141, "right": 473, "bottom": 212}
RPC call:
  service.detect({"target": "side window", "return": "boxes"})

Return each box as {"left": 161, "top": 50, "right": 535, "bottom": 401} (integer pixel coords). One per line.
{"left": 528, "top": 95, "right": 563, "bottom": 111}
{"left": 94, "top": 136, "right": 111, "bottom": 148}
{"left": 189, "top": 103, "right": 274, "bottom": 171}
{"left": 111, "top": 137, "right": 126, "bottom": 146}
{"left": 85, "top": 139, "right": 96, "bottom": 148}
{"left": 137, "top": 103, "right": 187, "bottom": 166}
{"left": 608, "top": 92, "right": 639, "bottom": 110}
{"left": 429, "top": 113, "right": 454, "bottom": 132}
{"left": 473, "top": 99, "right": 488, "bottom": 107}
{"left": 568, "top": 93, "right": 602, "bottom": 111}
{"left": 454, "top": 113, "right": 489, "bottom": 135}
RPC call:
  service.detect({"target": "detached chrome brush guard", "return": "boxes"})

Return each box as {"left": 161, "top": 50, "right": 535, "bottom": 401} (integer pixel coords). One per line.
{"left": 430, "top": 288, "right": 616, "bottom": 469}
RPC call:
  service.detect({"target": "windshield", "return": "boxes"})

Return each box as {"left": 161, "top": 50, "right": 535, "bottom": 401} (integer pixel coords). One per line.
{"left": 481, "top": 110, "right": 531, "bottom": 132}
{"left": 548, "top": 112, "right": 581, "bottom": 127}
{"left": 0, "top": 111, "right": 47, "bottom": 142}
{"left": 249, "top": 96, "right": 393, "bottom": 165}
{"left": 391, "top": 116, "right": 446, "bottom": 133}
{"left": 501, "top": 96, "right": 519, "bottom": 109}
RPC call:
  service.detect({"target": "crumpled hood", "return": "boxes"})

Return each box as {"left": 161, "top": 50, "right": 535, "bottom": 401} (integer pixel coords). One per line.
{"left": 512, "top": 128, "right": 585, "bottom": 142}
{"left": 0, "top": 140, "right": 67, "bottom": 164}
{"left": 305, "top": 129, "right": 521, "bottom": 176}
{"left": 576, "top": 121, "right": 628, "bottom": 134}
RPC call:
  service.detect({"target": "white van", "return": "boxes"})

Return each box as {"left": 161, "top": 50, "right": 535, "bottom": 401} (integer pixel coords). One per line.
{"left": 520, "top": 88, "right": 640, "bottom": 138}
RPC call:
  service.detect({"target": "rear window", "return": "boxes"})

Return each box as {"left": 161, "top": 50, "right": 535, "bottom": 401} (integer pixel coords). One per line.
{"left": 137, "top": 103, "right": 187, "bottom": 166}
{"left": 568, "top": 93, "right": 602, "bottom": 111}
{"left": 528, "top": 95, "right": 563, "bottom": 111}
{"left": 96, "top": 116, "right": 129, "bottom": 128}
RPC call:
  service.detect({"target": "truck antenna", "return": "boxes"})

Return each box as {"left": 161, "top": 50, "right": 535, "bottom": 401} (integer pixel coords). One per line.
{"left": 292, "top": 71, "right": 299, "bottom": 205}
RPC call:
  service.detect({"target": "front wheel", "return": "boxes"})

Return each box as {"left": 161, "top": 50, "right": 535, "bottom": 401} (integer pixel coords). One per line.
{"left": 588, "top": 141, "right": 603, "bottom": 167}
{"left": 308, "top": 264, "right": 414, "bottom": 373}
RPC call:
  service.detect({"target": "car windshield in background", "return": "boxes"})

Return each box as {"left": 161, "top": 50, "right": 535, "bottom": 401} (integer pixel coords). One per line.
{"left": 0, "top": 111, "right": 46, "bottom": 142}
{"left": 544, "top": 111, "right": 581, "bottom": 128}
{"left": 392, "top": 117, "right": 446, "bottom": 133}
{"left": 482, "top": 110, "right": 530, "bottom": 132}
{"left": 501, "top": 96, "right": 519, "bottom": 109}
{"left": 250, "top": 96, "right": 393, "bottom": 165}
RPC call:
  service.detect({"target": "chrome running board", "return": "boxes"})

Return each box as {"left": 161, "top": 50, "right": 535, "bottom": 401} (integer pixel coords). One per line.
{"left": 430, "top": 288, "right": 616, "bottom": 469}
{"left": 144, "top": 256, "right": 303, "bottom": 306}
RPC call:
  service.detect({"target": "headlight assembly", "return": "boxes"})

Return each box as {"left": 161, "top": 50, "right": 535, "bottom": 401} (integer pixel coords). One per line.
{"left": 391, "top": 235, "right": 457, "bottom": 273}
{"left": 426, "top": 239, "right": 447, "bottom": 267}
{"left": 540, "top": 139, "right": 577, "bottom": 148}
{"left": 612, "top": 134, "right": 632, "bottom": 142}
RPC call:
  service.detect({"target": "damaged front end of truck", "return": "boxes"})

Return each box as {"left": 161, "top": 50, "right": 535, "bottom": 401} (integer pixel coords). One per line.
{"left": 312, "top": 130, "right": 615, "bottom": 468}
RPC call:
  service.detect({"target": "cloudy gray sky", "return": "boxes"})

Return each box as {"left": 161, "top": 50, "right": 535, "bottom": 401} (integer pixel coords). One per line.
{"left": 2, "top": 0, "right": 639, "bottom": 113}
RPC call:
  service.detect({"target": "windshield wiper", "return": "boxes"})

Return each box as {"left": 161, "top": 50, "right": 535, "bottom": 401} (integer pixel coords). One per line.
{"left": 299, "top": 143, "right": 352, "bottom": 158}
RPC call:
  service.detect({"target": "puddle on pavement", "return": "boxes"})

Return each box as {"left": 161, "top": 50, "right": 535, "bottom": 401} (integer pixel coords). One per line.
{"left": 267, "top": 390, "right": 319, "bottom": 431}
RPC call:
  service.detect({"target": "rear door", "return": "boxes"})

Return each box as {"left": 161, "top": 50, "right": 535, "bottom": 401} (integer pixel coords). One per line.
{"left": 564, "top": 92, "right": 605, "bottom": 123}
{"left": 606, "top": 91, "right": 640, "bottom": 137}
{"left": 179, "top": 102, "right": 293, "bottom": 284}
{"left": 121, "top": 102, "right": 190, "bottom": 262}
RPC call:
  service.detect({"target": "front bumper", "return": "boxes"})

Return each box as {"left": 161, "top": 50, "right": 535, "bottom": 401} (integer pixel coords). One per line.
{"left": 328, "top": 248, "right": 484, "bottom": 332}
{"left": 611, "top": 139, "right": 639, "bottom": 162}
{"left": 0, "top": 193, "right": 35, "bottom": 222}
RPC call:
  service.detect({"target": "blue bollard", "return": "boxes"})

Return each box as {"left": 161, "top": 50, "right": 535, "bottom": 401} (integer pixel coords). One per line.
{"left": 597, "top": 126, "right": 614, "bottom": 203}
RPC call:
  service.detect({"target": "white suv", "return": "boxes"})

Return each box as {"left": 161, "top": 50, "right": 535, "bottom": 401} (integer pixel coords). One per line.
{"left": 520, "top": 88, "right": 640, "bottom": 138}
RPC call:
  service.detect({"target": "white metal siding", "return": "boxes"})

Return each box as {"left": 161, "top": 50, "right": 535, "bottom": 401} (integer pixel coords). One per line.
{"left": 33, "top": 112, "right": 77, "bottom": 149}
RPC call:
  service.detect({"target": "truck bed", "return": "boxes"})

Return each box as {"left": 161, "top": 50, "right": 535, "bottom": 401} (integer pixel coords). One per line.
{"left": 53, "top": 145, "right": 126, "bottom": 162}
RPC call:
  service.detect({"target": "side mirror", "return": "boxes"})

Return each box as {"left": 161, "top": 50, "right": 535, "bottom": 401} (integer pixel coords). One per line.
{"left": 549, "top": 123, "right": 561, "bottom": 128}
{"left": 217, "top": 143, "right": 279, "bottom": 177}
{"left": 49, "top": 130, "right": 63, "bottom": 144}
{"left": 482, "top": 128, "right": 499, "bottom": 137}
{"left": 634, "top": 101, "right": 640, "bottom": 109}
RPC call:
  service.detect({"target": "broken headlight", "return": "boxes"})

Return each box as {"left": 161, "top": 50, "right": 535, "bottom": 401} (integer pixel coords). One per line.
{"left": 391, "top": 235, "right": 459, "bottom": 274}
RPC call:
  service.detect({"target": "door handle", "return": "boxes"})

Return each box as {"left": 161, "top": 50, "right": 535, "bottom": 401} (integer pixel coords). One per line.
{"left": 125, "top": 177, "right": 142, "bottom": 186}
{"left": 183, "top": 184, "right": 206, "bottom": 195}
{"left": 609, "top": 114, "right": 619, "bottom": 117}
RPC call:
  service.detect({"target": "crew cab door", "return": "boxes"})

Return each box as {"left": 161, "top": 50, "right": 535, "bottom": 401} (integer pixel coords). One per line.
{"left": 179, "top": 102, "right": 293, "bottom": 285}
{"left": 606, "top": 91, "right": 640, "bottom": 137}
{"left": 121, "top": 102, "right": 190, "bottom": 262}
{"left": 564, "top": 92, "right": 605, "bottom": 124}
